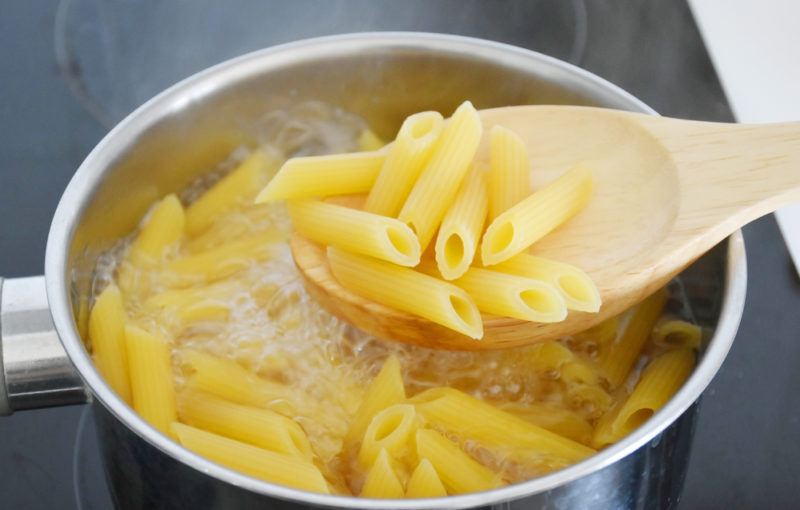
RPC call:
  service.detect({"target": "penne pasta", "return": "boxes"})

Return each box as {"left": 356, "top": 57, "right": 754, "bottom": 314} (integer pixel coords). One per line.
{"left": 488, "top": 126, "right": 531, "bottom": 220}
{"left": 560, "top": 360, "right": 601, "bottom": 387}
{"left": 358, "top": 129, "right": 387, "bottom": 152}
{"left": 411, "top": 387, "right": 595, "bottom": 462}
{"left": 185, "top": 205, "right": 287, "bottom": 254}
{"left": 185, "top": 148, "right": 282, "bottom": 235}
{"left": 481, "top": 165, "right": 593, "bottom": 266}
{"left": 88, "top": 285, "right": 132, "bottom": 404}
{"left": 360, "top": 448, "right": 405, "bottom": 498}
{"left": 577, "top": 316, "right": 620, "bottom": 346}
{"left": 255, "top": 151, "right": 385, "bottom": 203}
{"left": 125, "top": 325, "right": 177, "bottom": 438}
{"left": 434, "top": 167, "right": 489, "bottom": 280}
{"left": 327, "top": 248, "right": 483, "bottom": 339}
{"left": 289, "top": 200, "right": 420, "bottom": 266}
{"left": 406, "top": 458, "right": 447, "bottom": 498}
{"left": 127, "top": 193, "right": 185, "bottom": 266}
{"left": 492, "top": 253, "right": 601, "bottom": 313}
{"left": 399, "top": 101, "right": 483, "bottom": 250}
{"left": 497, "top": 402, "right": 593, "bottom": 446}
{"left": 652, "top": 319, "right": 702, "bottom": 350}
{"left": 172, "top": 423, "right": 329, "bottom": 493}
{"left": 591, "top": 399, "right": 626, "bottom": 449}
{"left": 358, "top": 404, "right": 418, "bottom": 467}
{"left": 364, "top": 111, "right": 444, "bottom": 217}
{"left": 344, "top": 356, "right": 406, "bottom": 450}
{"left": 414, "top": 428, "right": 500, "bottom": 494}
{"left": 522, "top": 341, "right": 575, "bottom": 373}
{"left": 177, "top": 390, "right": 313, "bottom": 459}
{"left": 600, "top": 290, "right": 668, "bottom": 388}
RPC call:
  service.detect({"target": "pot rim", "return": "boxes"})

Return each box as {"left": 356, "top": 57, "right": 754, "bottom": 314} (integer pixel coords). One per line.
{"left": 44, "top": 32, "right": 747, "bottom": 509}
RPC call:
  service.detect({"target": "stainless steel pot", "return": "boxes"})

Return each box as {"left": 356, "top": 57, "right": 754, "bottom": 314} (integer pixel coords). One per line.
{"left": 0, "top": 33, "right": 745, "bottom": 509}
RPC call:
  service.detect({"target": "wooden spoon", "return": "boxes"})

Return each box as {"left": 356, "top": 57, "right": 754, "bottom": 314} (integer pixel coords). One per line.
{"left": 291, "top": 105, "right": 800, "bottom": 350}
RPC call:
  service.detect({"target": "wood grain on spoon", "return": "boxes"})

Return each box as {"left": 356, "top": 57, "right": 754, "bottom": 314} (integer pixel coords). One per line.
{"left": 292, "top": 106, "right": 800, "bottom": 350}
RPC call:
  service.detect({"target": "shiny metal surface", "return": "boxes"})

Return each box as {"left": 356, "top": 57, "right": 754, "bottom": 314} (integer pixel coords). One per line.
{"left": 41, "top": 33, "right": 747, "bottom": 509}
{"left": 0, "top": 276, "right": 85, "bottom": 414}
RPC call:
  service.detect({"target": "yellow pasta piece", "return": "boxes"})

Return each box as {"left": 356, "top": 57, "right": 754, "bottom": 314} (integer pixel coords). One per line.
{"left": 612, "top": 348, "right": 695, "bottom": 437}
{"left": 77, "top": 294, "right": 90, "bottom": 341}
{"left": 591, "top": 399, "right": 626, "bottom": 449}
{"left": 185, "top": 148, "right": 282, "bottom": 235}
{"left": 177, "top": 390, "right": 312, "bottom": 459}
{"left": 185, "top": 206, "right": 287, "bottom": 254}
{"left": 577, "top": 316, "right": 620, "bottom": 346}
{"left": 492, "top": 253, "right": 601, "bottom": 313}
{"left": 165, "top": 234, "right": 280, "bottom": 286}
{"left": 411, "top": 387, "right": 595, "bottom": 462}
{"left": 344, "top": 355, "right": 405, "bottom": 450}
{"left": 652, "top": 319, "right": 702, "bottom": 349}
{"left": 255, "top": 151, "right": 385, "bottom": 203}
{"left": 434, "top": 167, "right": 489, "bottom": 280}
{"left": 172, "top": 423, "right": 329, "bottom": 494}
{"left": 127, "top": 194, "right": 185, "bottom": 266}
{"left": 405, "top": 458, "right": 447, "bottom": 498}
{"left": 489, "top": 125, "right": 531, "bottom": 220}
{"left": 522, "top": 341, "right": 575, "bottom": 372}
{"left": 414, "top": 428, "right": 500, "bottom": 494}
{"left": 327, "top": 248, "right": 483, "bottom": 339}
{"left": 364, "top": 111, "right": 444, "bottom": 217}
{"left": 358, "top": 128, "right": 387, "bottom": 152}
{"left": 181, "top": 350, "right": 294, "bottom": 415}
{"left": 398, "top": 101, "right": 483, "bottom": 250}
{"left": 88, "top": 285, "right": 132, "bottom": 404}
{"left": 481, "top": 165, "right": 593, "bottom": 266}
{"left": 358, "top": 404, "right": 418, "bottom": 467}
{"left": 288, "top": 200, "right": 420, "bottom": 266}
{"left": 600, "top": 290, "right": 668, "bottom": 388}
{"left": 560, "top": 360, "right": 601, "bottom": 386}
{"left": 566, "top": 383, "right": 613, "bottom": 415}
{"left": 125, "top": 325, "right": 177, "bottom": 438}
{"left": 497, "top": 402, "right": 593, "bottom": 445}
{"left": 360, "top": 448, "right": 404, "bottom": 498}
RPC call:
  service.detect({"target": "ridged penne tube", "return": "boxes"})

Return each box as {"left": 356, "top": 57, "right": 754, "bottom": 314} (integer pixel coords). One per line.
{"left": 481, "top": 165, "right": 593, "bottom": 266}
{"left": 406, "top": 458, "right": 447, "bottom": 498}
{"left": 255, "top": 151, "right": 385, "bottom": 203}
{"left": 522, "top": 341, "right": 574, "bottom": 372}
{"left": 360, "top": 448, "right": 405, "bottom": 498}
{"left": 577, "top": 316, "right": 620, "bottom": 346}
{"left": 88, "top": 285, "right": 132, "bottom": 404}
{"left": 414, "top": 428, "right": 500, "bottom": 494}
{"left": 127, "top": 194, "right": 185, "bottom": 266}
{"left": 560, "top": 360, "right": 601, "bottom": 386}
{"left": 411, "top": 387, "right": 595, "bottom": 462}
{"left": 289, "top": 200, "right": 420, "bottom": 266}
{"left": 125, "top": 325, "right": 177, "bottom": 438}
{"left": 165, "top": 234, "right": 280, "bottom": 286}
{"left": 364, "top": 111, "right": 444, "bottom": 217}
{"left": 327, "top": 248, "right": 483, "bottom": 339}
{"left": 434, "top": 167, "right": 489, "bottom": 280}
{"left": 497, "top": 402, "right": 593, "bottom": 445}
{"left": 344, "top": 356, "right": 405, "bottom": 450}
{"left": 492, "top": 253, "right": 601, "bottom": 313}
{"left": 611, "top": 348, "right": 695, "bottom": 437}
{"left": 177, "top": 390, "right": 313, "bottom": 459}
{"left": 600, "top": 290, "right": 668, "bottom": 388}
{"left": 358, "top": 404, "right": 418, "bottom": 467}
{"left": 566, "top": 383, "right": 613, "bottom": 415}
{"left": 358, "top": 129, "right": 387, "bottom": 152}
{"left": 399, "top": 101, "right": 483, "bottom": 250}
{"left": 489, "top": 126, "right": 530, "bottom": 220}
{"left": 652, "top": 319, "right": 702, "bottom": 349}
{"left": 181, "top": 350, "right": 294, "bottom": 415}
{"left": 186, "top": 148, "right": 282, "bottom": 235}
{"left": 591, "top": 399, "right": 625, "bottom": 449}
{"left": 172, "top": 423, "right": 329, "bottom": 494}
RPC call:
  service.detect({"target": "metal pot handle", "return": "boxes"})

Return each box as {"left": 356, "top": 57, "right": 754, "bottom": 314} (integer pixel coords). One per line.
{"left": 0, "top": 275, "right": 87, "bottom": 415}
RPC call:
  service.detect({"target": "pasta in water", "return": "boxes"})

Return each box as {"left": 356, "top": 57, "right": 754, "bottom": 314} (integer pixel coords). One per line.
{"left": 86, "top": 101, "right": 700, "bottom": 497}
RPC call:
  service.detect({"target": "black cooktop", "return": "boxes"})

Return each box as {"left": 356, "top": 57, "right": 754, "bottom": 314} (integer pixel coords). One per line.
{"left": 1, "top": 1, "right": 798, "bottom": 509}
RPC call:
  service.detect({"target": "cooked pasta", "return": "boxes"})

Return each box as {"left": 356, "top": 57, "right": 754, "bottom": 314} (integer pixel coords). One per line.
{"left": 406, "top": 458, "right": 447, "bottom": 498}
{"left": 288, "top": 200, "right": 420, "bottom": 266}
{"left": 398, "top": 101, "right": 483, "bottom": 250}
{"left": 360, "top": 448, "right": 405, "bottom": 498}
{"left": 327, "top": 248, "right": 483, "bottom": 339}
{"left": 489, "top": 125, "right": 530, "bottom": 220}
{"left": 492, "top": 253, "right": 601, "bottom": 313}
{"left": 172, "top": 423, "right": 329, "bottom": 494}
{"left": 498, "top": 402, "right": 593, "bottom": 446}
{"left": 255, "top": 151, "right": 385, "bottom": 203}
{"left": 358, "top": 404, "right": 418, "bottom": 467}
{"left": 434, "top": 166, "right": 489, "bottom": 280}
{"left": 652, "top": 319, "right": 702, "bottom": 349}
{"left": 126, "top": 193, "right": 185, "bottom": 266}
{"left": 414, "top": 428, "right": 500, "bottom": 494}
{"left": 600, "top": 290, "right": 668, "bottom": 388}
{"left": 364, "top": 111, "right": 444, "bottom": 217}
{"left": 88, "top": 285, "right": 132, "bottom": 404}
{"left": 481, "top": 165, "right": 593, "bottom": 266}
{"left": 125, "top": 325, "right": 177, "bottom": 438}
